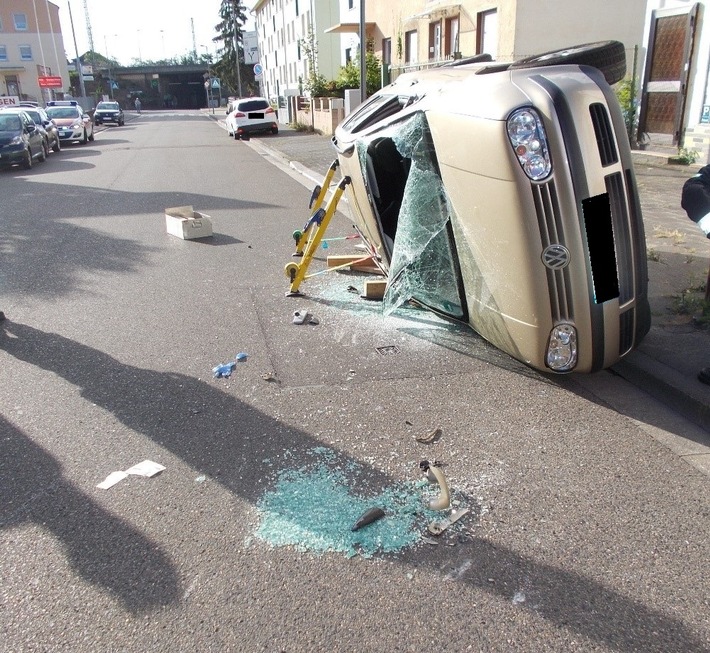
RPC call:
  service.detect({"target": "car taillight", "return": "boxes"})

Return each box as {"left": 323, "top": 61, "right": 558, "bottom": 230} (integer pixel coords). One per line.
{"left": 265, "top": 107, "right": 275, "bottom": 114}
{"left": 235, "top": 112, "right": 246, "bottom": 117}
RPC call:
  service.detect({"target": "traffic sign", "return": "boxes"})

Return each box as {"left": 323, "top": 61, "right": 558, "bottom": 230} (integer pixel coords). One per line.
{"left": 253, "top": 63, "right": 263, "bottom": 77}
{"left": 211, "top": 78, "right": 220, "bottom": 89}
{"left": 38, "top": 76, "right": 63, "bottom": 88}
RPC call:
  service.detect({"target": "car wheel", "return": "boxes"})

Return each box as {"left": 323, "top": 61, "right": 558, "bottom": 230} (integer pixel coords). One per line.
{"left": 509, "top": 41, "right": 626, "bottom": 86}
{"left": 22, "top": 148, "right": 32, "bottom": 170}
{"left": 88, "top": 130, "right": 94, "bottom": 142}
{"left": 271, "top": 127, "right": 279, "bottom": 135}
{"left": 52, "top": 137, "right": 61, "bottom": 153}
{"left": 38, "top": 140, "right": 48, "bottom": 162}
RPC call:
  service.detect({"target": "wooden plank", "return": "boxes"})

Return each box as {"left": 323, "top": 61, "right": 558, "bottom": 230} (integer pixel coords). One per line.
{"left": 326, "top": 254, "right": 374, "bottom": 268}
{"left": 362, "top": 280, "right": 387, "bottom": 300}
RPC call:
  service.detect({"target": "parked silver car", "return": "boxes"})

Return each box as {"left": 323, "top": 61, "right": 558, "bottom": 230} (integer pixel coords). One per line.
{"left": 332, "top": 42, "right": 650, "bottom": 374}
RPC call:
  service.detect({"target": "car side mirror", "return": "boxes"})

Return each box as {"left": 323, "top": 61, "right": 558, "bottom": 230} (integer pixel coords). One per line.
{"left": 25, "top": 124, "right": 36, "bottom": 133}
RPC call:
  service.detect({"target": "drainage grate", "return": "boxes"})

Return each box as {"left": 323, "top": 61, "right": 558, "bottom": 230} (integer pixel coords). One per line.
{"left": 376, "top": 345, "right": 400, "bottom": 355}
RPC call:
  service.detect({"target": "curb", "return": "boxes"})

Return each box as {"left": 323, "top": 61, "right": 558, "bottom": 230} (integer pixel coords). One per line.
{"left": 612, "top": 350, "right": 710, "bottom": 432}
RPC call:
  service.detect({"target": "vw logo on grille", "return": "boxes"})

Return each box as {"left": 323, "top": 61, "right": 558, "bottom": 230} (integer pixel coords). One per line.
{"left": 542, "top": 244, "right": 570, "bottom": 270}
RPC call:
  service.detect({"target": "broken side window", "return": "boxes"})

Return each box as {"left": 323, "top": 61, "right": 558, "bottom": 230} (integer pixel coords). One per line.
{"left": 357, "top": 112, "right": 465, "bottom": 319}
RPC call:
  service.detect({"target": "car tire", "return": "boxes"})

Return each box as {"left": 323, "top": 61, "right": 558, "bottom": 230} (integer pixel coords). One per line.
{"left": 88, "top": 131, "right": 94, "bottom": 142}
{"left": 38, "top": 140, "right": 48, "bottom": 162}
{"left": 271, "top": 127, "right": 279, "bottom": 135}
{"left": 509, "top": 41, "right": 626, "bottom": 86}
{"left": 52, "top": 137, "right": 61, "bottom": 153}
{"left": 22, "top": 148, "right": 32, "bottom": 170}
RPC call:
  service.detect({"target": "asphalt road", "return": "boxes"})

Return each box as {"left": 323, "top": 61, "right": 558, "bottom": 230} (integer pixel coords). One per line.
{"left": 1, "top": 111, "right": 709, "bottom": 652}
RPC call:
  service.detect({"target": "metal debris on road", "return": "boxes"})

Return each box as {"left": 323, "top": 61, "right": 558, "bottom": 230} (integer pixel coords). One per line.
{"left": 415, "top": 427, "right": 442, "bottom": 444}
{"left": 428, "top": 507, "right": 470, "bottom": 536}
{"left": 351, "top": 507, "right": 386, "bottom": 531}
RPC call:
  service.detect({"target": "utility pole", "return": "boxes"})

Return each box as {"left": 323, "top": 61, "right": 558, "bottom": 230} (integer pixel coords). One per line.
{"left": 67, "top": 1, "right": 87, "bottom": 100}
{"left": 359, "top": 0, "right": 367, "bottom": 103}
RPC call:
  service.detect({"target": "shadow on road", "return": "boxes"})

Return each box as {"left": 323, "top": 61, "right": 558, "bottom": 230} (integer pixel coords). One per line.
{"left": 0, "top": 414, "right": 180, "bottom": 612}
{"left": 1, "top": 320, "right": 707, "bottom": 652}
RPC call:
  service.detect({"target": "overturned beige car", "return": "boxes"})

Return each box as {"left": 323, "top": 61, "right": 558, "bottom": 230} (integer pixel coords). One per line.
{"left": 332, "top": 42, "right": 650, "bottom": 374}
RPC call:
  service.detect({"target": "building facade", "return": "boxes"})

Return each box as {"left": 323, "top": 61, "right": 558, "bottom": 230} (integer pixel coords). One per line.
{"left": 252, "top": 0, "right": 342, "bottom": 111}
{"left": 0, "top": 0, "right": 70, "bottom": 104}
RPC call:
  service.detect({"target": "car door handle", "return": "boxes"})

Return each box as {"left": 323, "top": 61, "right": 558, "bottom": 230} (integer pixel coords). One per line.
{"left": 331, "top": 135, "right": 354, "bottom": 155}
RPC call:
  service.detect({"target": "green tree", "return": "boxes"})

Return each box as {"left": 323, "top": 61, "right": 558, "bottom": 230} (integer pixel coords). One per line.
{"left": 299, "top": 27, "right": 328, "bottom": 97}
{"left": 337, "top": 45, "right": 383, "bottom": 96}
{"left": 213, "top": 0, "right": 247, "bottom": 95}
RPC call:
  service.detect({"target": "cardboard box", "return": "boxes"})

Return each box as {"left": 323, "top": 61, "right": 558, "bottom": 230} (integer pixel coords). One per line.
{"left": 165, "top": 205, "right": 213, "bottom": 239}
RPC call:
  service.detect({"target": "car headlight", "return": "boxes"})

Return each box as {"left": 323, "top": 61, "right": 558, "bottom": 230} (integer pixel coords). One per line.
{"left": 72, "top": 120, "right": 83, "bottom": 128}
{"left": 507, "top": 108, "right": 552, "bottom": 181}
{"left": 9, "top": 136, "right": 23, "bottom": 145}
{"left": 546, "top": 324, "right": 577, "bottom": 372}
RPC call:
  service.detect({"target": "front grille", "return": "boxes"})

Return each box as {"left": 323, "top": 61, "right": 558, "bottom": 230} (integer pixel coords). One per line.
{"left": 590, "top": 103, "right": 618, "bottom": 167}
{"left": 532, "top": 180, "right": 572, "bottom": 322}
{"left": 605, "top": 172, "right": 634, "bottom": 304}
{"left": 619, "top": 308, "right": 635, "bottom": 355}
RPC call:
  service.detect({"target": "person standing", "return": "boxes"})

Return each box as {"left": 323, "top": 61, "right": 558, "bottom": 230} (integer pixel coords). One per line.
{"left": 134, "top": 97, "right": 142, "bottom": 113}
{"left": 681, "top": 164, "right": 710, "bottom": 384}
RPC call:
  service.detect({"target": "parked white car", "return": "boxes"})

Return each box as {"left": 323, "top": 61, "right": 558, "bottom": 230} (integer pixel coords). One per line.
{"left": 226, "top": 97, "right": 278, "bottom": 139}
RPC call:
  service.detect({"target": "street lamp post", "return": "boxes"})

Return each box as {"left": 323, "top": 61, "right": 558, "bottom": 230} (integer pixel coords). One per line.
{"left": 104, "top": 35, "right": 113, "bottom": 99}
{"left": 201, "top": 45, "right": 213, "bottom": 113}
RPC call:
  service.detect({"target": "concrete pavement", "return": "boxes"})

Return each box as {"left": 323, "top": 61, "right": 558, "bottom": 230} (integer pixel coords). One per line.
{"left": 217, "top": 120, "right": 710, "bottom": 434}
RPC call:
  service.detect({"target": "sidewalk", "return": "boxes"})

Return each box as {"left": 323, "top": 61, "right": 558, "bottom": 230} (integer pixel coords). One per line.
{"left": 228, "top": 122, "right": 710, "bottom": 432}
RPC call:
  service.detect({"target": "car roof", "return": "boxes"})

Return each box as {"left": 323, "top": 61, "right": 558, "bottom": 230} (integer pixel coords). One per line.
{"left": 0, "top": 107, "right": 31, "bottom": 117}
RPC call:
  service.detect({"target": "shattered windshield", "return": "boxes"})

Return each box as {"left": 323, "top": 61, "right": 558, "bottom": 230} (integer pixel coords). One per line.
{"left": 356, "top": 112, "right": 464, "bottom": 319}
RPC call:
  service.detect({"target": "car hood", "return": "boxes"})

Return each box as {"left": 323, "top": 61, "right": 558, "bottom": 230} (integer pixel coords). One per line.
{"left": 0, "top": 132, "right": 22, "bottom": 146}
{"left": 51, "top": 118, "right": 80, "bottom": 126}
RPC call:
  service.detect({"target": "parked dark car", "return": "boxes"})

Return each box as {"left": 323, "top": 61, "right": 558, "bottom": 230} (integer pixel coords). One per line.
{"left": 0, "top": 110, "right": 47, "bottom": 169}
{"left": 94, "top": 101, "right": 124, "bottom": 126}
{"left": 1, "top": 105, "right": 61, "bottom": 153}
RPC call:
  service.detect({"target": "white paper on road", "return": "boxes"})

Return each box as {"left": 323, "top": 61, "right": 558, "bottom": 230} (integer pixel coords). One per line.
{"left": 96, "top": 471, "right": 129, "bottom": 489}
{"left": 125, "top": 460, "right": 166, "bottom": 477}
{"left": 96, "top": 460, "right": 165, "bottom": 489}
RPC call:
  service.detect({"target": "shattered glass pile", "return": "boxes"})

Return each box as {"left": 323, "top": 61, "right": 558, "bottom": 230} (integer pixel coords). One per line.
{"left": 255, "top": 448, "right": 446, "bottom": 559}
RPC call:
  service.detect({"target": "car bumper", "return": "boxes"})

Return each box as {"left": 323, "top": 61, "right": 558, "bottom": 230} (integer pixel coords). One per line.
{"left": 56, "top": 127, "right": 86, "bottom": 141}
{"left": 0, "top": 145, "right": 27, "bottom": 166}
{"left": 95, "top": 115, "right": 121, "bottom": 124}
{"left": 235, "top": 121, "right": 277, "bottom": 135}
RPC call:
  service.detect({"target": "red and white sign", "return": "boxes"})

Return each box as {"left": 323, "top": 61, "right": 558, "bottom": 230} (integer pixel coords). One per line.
{"left": 0, "top": 96, "right": 20, "bottom": 106}
{"left": 38, "top": 76, "right": 63, "bottom": 88}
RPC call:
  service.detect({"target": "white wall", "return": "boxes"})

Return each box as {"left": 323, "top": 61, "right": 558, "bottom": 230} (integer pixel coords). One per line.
{"left": 514, "top": 0, "right": 648, "bottom": 78}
